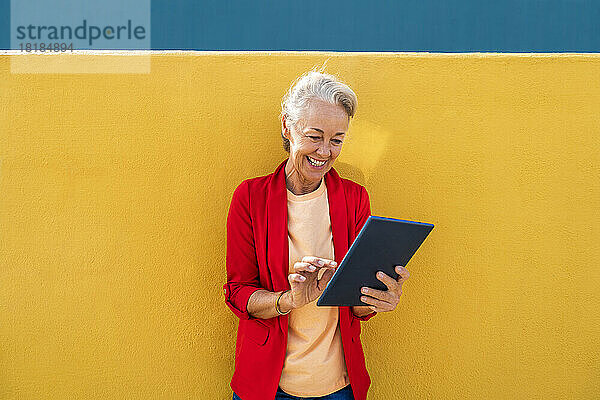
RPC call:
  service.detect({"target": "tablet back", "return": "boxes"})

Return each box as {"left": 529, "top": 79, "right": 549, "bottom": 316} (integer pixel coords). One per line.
{"left": 317, "top": 216, "right": 434, "bottom": 307}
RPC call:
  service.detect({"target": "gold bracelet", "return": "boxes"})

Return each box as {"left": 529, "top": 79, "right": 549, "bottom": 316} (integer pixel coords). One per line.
{"left": 276, "top": 290, "right": 291, "bottom": 315}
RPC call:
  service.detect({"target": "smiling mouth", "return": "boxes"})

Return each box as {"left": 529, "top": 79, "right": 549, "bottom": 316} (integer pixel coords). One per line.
{"left": 306, "top": 156, "right": 327, "bottom": 168}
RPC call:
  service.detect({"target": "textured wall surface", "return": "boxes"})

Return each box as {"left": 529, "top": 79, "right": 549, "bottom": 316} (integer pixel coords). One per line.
{"left": 0, "top": 53, "right": 598, "bottom": 399}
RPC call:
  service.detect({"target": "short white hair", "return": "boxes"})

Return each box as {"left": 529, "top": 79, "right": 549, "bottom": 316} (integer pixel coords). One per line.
{"left": 280, "top": 67, "right": 358, "bottom": 152}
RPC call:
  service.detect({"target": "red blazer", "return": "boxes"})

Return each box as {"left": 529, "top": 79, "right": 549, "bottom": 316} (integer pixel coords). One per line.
{"left": 223, "top": 158, "right": 377, "bottom": 400}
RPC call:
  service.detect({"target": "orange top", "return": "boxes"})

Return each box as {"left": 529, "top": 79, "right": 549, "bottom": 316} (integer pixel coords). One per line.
{"left": 278, "top": 178, "right": 351, "bottom": 396}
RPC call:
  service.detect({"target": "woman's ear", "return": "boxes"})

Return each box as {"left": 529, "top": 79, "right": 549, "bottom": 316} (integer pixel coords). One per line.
{"left": 281, "top": 115, "right": 291, "bottom": 140}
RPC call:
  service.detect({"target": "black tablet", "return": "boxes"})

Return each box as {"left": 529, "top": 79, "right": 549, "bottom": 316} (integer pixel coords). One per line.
{"left": 316, "top": 216, "right": 434, "bottom": 307}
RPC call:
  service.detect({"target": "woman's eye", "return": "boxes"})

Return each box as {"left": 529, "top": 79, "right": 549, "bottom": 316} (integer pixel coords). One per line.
{"left": 308, "top": 136, "right": 321, "bottom": 140}
{"left": 332, "top": 139, "right": 343, "bottom": 145}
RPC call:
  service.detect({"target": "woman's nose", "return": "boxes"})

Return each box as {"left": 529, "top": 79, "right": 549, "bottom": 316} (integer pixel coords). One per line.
{"left": 316, "top": 144, "right": 331, "bottom": 158}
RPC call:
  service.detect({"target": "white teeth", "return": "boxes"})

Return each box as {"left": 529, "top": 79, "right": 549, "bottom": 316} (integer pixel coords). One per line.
{"left": 307, "top": 156, "right": 326, "bottom": 167}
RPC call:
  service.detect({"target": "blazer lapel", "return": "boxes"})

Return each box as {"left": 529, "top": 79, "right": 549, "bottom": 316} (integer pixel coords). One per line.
{"left": 266, "top": 158, "right": 289, "bottom": 293}
{"left": 325, "top": 167, "right": 353, "bottom": 331}
{"left": 325, "top": 167, "right": 349, "bottom": 265}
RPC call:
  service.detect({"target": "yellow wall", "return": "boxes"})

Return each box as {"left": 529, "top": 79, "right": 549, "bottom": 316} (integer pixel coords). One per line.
{"left": 0, "top": 53, "right": 598, "bottom": 399}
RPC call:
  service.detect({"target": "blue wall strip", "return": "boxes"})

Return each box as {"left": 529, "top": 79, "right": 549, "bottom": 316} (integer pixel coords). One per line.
{"left": 1, "top": 0, "right": 600, "bottom": 52}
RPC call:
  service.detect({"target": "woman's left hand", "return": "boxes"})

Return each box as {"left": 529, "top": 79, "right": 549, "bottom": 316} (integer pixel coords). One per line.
{"left": 359, "top": 265, "right": 410, "bottom": 312}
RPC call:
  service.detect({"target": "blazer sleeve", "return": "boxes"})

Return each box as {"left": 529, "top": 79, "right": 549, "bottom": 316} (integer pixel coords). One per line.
{"left": 353, "top": 185, "right": 378, "bottom": 322}
{"left": 223, "top": 180, "right": 263, "bottom": 320}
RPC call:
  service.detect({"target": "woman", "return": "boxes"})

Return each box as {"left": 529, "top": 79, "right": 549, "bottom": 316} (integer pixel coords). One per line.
{"left": 223, "top": 70, "right": 410, "bottom": 400}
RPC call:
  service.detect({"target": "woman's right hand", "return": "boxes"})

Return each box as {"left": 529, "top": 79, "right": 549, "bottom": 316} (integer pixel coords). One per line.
{"left": 287, "top": 256, "right": 338, "bottom": 309}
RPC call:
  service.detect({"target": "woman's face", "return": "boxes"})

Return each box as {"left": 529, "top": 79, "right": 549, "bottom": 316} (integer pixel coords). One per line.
{"left": 283, "top": 99, "right": 349, "bottom": 187}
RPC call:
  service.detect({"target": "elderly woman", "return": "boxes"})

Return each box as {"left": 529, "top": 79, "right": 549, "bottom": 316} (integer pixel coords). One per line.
{"left": 224, "top": 70, "right": 410, "bottom": 400}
